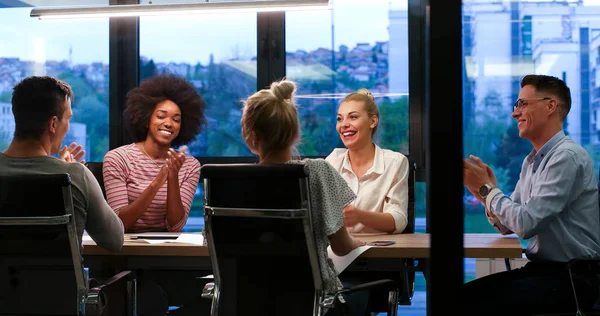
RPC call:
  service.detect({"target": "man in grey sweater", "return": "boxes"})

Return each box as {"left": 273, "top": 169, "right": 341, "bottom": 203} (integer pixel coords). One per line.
{"left": 0, "top": 76, "right": 123, "bottom": 251}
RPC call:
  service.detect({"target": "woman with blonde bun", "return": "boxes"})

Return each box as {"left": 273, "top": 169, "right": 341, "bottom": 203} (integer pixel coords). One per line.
{"left": 326, "top": 88, "right": 409, "bottom": 235}
{"left": 241, "top": 79, "right": 369, "bottom": 315}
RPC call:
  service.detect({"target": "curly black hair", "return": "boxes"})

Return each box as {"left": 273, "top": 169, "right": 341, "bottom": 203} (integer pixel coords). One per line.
{"left": 124, "top": 74, "right": 206, "bottom": 147}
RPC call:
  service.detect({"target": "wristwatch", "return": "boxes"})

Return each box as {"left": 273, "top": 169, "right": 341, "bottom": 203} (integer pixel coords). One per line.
{"left": 478, "top": 183, "right": 494, "bottom": 199}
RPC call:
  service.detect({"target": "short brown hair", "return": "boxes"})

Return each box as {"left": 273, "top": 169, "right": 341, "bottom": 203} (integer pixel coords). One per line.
{"left": 241, "top": 80, "right": 300, "bottom": 159}
{"left": 521, "top": 74, "right": 571, "bottom": 121}
{"left": 124, "top": 74, "right": 206, "bottom": 147}
{"left": 341, "top": 88, "right": 380, "bottom": 137}
{"left": 12, "top": 76, "right": 73, "bottom": 140}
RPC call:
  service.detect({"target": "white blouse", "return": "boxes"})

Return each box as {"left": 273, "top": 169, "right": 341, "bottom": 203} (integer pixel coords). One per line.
{"left": 325, "top": 145, "right": 409, "bottom": 234}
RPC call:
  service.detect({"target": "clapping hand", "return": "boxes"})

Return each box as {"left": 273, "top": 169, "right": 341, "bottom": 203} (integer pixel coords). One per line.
{"left": 58, "top": 142, "right": 86, "bottom": 164}
{"left": 167, "top": 145, "right": 187, "bottom": 179}
{"left": 463, "top": 155, "right": 496, "bottom": 202}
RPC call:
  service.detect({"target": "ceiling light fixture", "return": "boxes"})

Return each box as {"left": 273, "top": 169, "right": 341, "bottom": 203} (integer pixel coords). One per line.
{"left": 30, "top": 0, "right": 330, "bottom": 20}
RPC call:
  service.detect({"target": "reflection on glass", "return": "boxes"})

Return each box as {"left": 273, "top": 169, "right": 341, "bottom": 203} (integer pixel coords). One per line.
{"left": 462, "top": 1, "right": 600, "bottom": 239}
{"left": 286, "top": 0, "right": 409, "bottom": 156}
{"left": 0, "top": 8, "right": 109, "bottom": 162}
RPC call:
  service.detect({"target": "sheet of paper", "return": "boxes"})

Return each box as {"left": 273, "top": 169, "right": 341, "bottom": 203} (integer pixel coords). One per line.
{"left": 142, "top": 239, "right": 174, "bottom": 244}
{"left": 327, "top": 245, "right": 372, "bottom": 275}
{"left": 174, "top": 233, "right": 204, "bottom": 245}
{"left": 85, "top": 231, "right": 204, "bottom": 245}
{"left": 81, "top": 231, "right": 147, "bottom": 244}
{"left": 84, "top": 234, "right": 150, "bottom": 244}
{"left": 84, "top": 233, "right": 150, "bottom": 244}
{"left": 138, "top": 233, "right": 204, "bottom": 245}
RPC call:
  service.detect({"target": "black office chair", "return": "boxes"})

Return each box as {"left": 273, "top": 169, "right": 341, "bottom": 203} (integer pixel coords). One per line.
{"left": 558, "top": 172, "right": 600, "bottom": 316}
{"left": 85, "top": 162, "right": 106, "bottom": 199}
{"left": 347, "top": 162, "right": 417, "bottom": 314}
{"left": 199, "top": 163, "right": 399, "bottom": 316}
{"left": 0, "top": 173, "right": 135, "bottom": 315}
{"left": 532, "top": 172, "right": 600, "bottom": 316}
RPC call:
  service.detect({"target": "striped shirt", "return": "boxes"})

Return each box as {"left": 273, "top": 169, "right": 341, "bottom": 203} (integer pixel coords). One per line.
{"left": 103, "top": 143, "right": 201, "bottom": 232}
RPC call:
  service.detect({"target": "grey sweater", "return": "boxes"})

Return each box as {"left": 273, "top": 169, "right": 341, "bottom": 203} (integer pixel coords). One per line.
{"left": 0, "top": 154, "right": 124, "bottom": 252}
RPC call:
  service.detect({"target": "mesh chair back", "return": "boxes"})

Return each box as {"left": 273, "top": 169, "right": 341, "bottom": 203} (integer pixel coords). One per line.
{"left": 0, "top": 173, "right": 86, "bottom": 315}
{"left": 202, "top": 163, "right": 323, "bottom": 316}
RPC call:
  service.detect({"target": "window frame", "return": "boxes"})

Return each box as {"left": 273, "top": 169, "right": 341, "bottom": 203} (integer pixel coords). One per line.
{"left": 109, "top": 8, "right": 426, "bottom": 170}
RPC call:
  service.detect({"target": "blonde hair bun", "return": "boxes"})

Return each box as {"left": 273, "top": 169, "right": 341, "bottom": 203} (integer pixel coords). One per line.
{"left": 356, "top": 88, "right": 374, "bottom": 101}
{"left": 270, "top": 80, "right": 297, "bottom": 102}
{"left": 242, "top": 79, "right": 301, "bottom": 160}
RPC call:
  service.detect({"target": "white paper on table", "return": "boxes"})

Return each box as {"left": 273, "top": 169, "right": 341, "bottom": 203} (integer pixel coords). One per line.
{"left": 84, "top": 233, "right": 150, "bottom": 244}
{"left": 85, "top": 231, "right": 145, "bottom": 243}
{"left": 84, "top": 231, "right": 204, "bottom": 245}
{"left": 327, "top": 245, "right": 372, "bottom": 275}
{"left": 141, "top": 239, "right": 173, "bottom": 244}
{"left": 174, "top": 233, "right": 204, "bottom": 245}
{"left": 140, "top": 233, "right": 204, "bottom": 245}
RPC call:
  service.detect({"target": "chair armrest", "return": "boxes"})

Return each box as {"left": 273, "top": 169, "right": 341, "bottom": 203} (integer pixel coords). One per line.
{"left": 566, "top": 258, "right": 600, "bottom": 268}
{"left": 202, "top": 282, "right": 215, "bottom": 299}
{"left": 85, "top": 271, "right": 134, "bottom": 307}
{"left": 321, "top": 279, "right": 399, "bottom": 311}
{"left": 565, "top": 258, "right": 600, "bottom": 275}
{"left": 336, "top": 279, "right": 397, "bottom": 296}
{"left": 198, "top": 274, "right": 214, "bottom": 280}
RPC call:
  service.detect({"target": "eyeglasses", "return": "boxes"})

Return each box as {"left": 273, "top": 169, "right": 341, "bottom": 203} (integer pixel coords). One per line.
{"left": 512, "top": 97, "right": 551, "bottom": 112}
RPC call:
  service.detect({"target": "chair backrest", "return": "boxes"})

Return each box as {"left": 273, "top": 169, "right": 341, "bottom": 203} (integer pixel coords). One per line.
{"left": 404, "top": 161, "right": 417, "bottom": 234}
{"left": 85, "top": 162, "right": 106, "bottom": 198}
{"left": 399, "top": 161, "right": 417, "bottom": 305}
{"left": 0, "top": 173, "right": 87, "bottom": 315}
{"left": 201, "top": 163, "right": 322, "bottom": 316}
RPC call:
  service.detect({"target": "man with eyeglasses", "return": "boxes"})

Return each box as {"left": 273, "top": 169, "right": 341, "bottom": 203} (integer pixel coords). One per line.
{"left": 462, "top": 74, "right": 600, "bottom": 315}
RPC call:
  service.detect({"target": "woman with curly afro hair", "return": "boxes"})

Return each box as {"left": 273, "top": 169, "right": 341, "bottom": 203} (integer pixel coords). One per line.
{"left": 103, "top": 73, "right": 206, "bottom": 233}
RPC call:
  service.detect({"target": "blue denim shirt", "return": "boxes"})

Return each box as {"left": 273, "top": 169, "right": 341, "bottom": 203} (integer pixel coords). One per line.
{"left": 487, "top": 130, "right": 600, "bottom": 262}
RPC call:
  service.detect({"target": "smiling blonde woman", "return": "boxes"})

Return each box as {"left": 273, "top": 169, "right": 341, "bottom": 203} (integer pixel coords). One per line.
{"left": 326, "top": 89, "right": 409, "bottom": 234}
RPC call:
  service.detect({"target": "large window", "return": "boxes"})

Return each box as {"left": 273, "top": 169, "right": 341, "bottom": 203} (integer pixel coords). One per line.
{"left": 286, "top": 0, "right": 421, "bottom": 234}
{"left": 462, "top": 0, "right": 600, "bottom": 280}
{"left": 286, "top": 2, "right": 427, "bottom": 311}
{"left": 140, "top": 13, "right": 257, "bottom": 158}
{"left": 140, "top": 12, "right": 257, "bottom": 230}
{"left": 0, "top": 7, "right": 109, "bottom": 162}
{"left": 286, "top": 0, "right": 410, "bottom": 157}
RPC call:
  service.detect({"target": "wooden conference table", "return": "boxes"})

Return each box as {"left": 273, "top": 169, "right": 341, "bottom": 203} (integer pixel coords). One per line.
{"left": 82, "top": 232, "right": 523, "bottom": 259}
{"left": 81, "top": 232, "right": 522, "bottom": 309}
